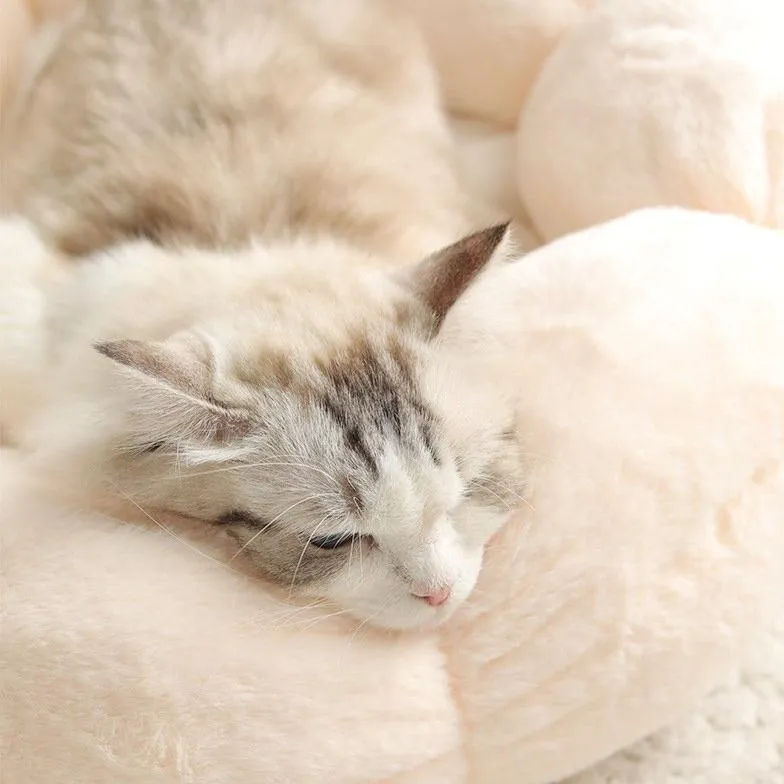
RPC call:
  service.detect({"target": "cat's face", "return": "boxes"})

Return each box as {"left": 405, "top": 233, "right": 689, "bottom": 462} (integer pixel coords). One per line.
{"left": 94, "top": 225, "right": 522, "bottom": 630}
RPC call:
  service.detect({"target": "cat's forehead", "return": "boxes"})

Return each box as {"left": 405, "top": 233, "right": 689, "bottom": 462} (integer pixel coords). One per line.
{"left": 238, "top": 330, "right": 437, "bottom": 441}
{"left": 225, "top": 300, "right": 432, "bottom": 396}
{"left": 311, "top": 333, "right": 441, "bottom": 468}
{"left": 226, "top": 330, "right": 453, "bottom": 511}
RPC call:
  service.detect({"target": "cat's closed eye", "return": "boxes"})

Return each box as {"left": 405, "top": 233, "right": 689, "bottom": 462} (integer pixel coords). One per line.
{"left": 310, "top": 533, "right": 355, "bottom": 550}
{"left": 310, "top": 533, "right": 374, "bottom": 550}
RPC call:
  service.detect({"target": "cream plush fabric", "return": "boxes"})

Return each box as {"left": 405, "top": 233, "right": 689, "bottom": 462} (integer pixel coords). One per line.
{"left": 4, "top": 209, "right": 784, "bottom": 784}
{"left": 517, "top": 0, "right": 784, "bottom": 241}
{"left": 3, "top": 2, "right": 784, "bottom": 783}
{"left": 400, "top": 0, "right": 598, "bottom": 128}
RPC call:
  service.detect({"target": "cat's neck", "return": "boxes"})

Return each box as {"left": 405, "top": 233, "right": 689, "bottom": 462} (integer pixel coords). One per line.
{"left": 140, "top": 200, "right": 472, "bottom": 271}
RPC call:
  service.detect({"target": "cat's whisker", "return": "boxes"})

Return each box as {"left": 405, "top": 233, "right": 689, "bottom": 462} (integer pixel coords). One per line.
{"left": 228, "top": 517, "right": 280, "bottom": 560}
{"left": 261, "top": 600, "right": 334, "bottom": 631}
{"left": 236, "top": 599, "right": 329, "bottom": 631}
{"left": 346, "top": 596, "right": 399, "bottom": 647}
{"left": 287, "top": 514, "right": 332, "bottom": 598}
{"left": 470, "top": 480, "right": 514, "bottom": 512}
{"left": 472, "top": 470, "right": 525, "bottom": 498}
{"left": 295, "top": 606, "right": 354, "bottom": 634}
{"left": 345, "top": 518, "right": 367, "bottom": 580}
{"left": 108, "top": 480, "right": 234, "bottom": 572}
{"left": 174, "top": 441, "right": 189, "bottom": 477}
{"left": 347, "top": 527, "right": 357, "bottom": 574}
{"left": 509, "top": 516, "right": 534, "bottom": 565}
{"left": 230, "top": 494, "right": 323, "bottom": 561}
{"left": 357, "top": 522, "right": 365, "bottom": 580}
{"left": 178, "top": 460, "right": 341, "bottom": 490}
{"left": 472, "top": 474, "right": 536, "bottom": 514}
{"left": 266, "top": 451, "right": 345, "bottom": 489}
{"left": 341, "top": 475, "right": 363, "bottom": 516}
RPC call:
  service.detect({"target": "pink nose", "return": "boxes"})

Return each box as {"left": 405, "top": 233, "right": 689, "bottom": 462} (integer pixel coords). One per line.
{"left": 413, "top": 586, "right": 452, "bottom": 607}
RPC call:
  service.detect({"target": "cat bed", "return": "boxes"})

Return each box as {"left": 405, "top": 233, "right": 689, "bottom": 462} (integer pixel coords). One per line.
{"left": 4, "top": 209, "right": 784, "bottom": 784}
{"left": 407, "top": 0, "right": 784, "bottom": 243}
{"left": 3, "top": 1, "right": 784, "bottom": 783}
{"left": 516, "top": 0, "right": 784, "bottom": 241}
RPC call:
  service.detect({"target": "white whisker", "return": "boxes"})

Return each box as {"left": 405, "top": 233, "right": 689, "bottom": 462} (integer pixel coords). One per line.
{"left": 296, "top": 606, "right": 354, "bottom": 634}
{"left": 347, "top": 596, "right": 399, "bottom": 646}
{"left": 472, "top": 474, "right": 536, "bottom": 514}
{"left": 509, "top": 515, "right": 533, "bottom": 565}
{"left": 109, "top": 481, "right": 233, "bottom": 572}
{"left": 177, "top": 460, "right": 341, "bottom": 490}
{"left": 287, "top": 513, "right": 332, "bottom": 597}
{"left": 347, "top": 527, "right": 357, "bottom": 574}
{"left": 260, "top": 599, "right": 332, "bottom": 631}
{"left": 230, "top": 494, "right": 323, "bottom": 561}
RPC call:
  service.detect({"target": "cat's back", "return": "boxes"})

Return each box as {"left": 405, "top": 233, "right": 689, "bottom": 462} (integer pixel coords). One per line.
{"left": 2, "top": 0, "right": 465, "bottom": 258}
{"left": 63, "top": 0, "right": 420, "bottom": 125}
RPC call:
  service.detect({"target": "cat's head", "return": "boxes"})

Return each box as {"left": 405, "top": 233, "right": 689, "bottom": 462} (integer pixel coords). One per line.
{"left": 88, "top": 225, "right": 523, "bottom": 630}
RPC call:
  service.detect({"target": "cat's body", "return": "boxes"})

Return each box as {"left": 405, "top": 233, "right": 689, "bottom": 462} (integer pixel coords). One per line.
{"left": 3, "top": 0, "right": 525, "bottom": 631}
{"left": 1, "top": 0, "right": 468, "bottom": 258}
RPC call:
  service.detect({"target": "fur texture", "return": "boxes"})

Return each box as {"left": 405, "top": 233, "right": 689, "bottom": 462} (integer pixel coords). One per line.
{"left": 3, "top": 0, "right": 526, "bottom": 631}
{"left": 1, "top": 0, "right": 469, "bottom": 258}
{"left": 517, "top": 0, "right": 784, "bottom": 240}
{"left": 4, "top": 209, "right": 784, "bottom": 783}
{"left": 4, "top": 0, "right": 784, "bottom": 781}
{"left": 0, "top": 219, "right": 65, "bottom": 443}
{"left": 23, "top": 227, "right": 525, "bottom": 631}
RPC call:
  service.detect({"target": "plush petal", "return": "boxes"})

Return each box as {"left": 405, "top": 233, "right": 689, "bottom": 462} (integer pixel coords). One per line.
{"left": 518, "top": 0, "right": 784, "bottom": 240}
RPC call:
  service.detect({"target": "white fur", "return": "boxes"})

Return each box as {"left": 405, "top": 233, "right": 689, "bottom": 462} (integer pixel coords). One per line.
{"left": 400, "top": 0, "right": 597, "bottom": 126}
{"left": 17, "top": 234, "right": 517, "bottom": 632}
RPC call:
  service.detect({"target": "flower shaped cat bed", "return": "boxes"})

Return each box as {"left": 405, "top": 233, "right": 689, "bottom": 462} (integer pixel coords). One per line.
{"left": 3, "top": 0, "right": 784, "bottom": 782}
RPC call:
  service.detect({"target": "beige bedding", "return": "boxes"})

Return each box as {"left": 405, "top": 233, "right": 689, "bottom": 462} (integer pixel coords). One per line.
{"left": 2, "top": 2, "right": 784, "bottom": 782}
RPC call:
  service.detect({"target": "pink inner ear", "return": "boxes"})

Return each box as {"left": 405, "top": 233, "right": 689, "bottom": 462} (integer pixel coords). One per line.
{"left": 411, "top": 222, "right": 510, "bottom": 327}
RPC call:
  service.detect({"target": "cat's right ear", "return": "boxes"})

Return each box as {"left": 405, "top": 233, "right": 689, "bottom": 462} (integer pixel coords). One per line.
{"left": 406, "top": 222, "right": 513, "bottom": 333}
{"left": 95, "top": 334, "right": 252, "bottom": 459}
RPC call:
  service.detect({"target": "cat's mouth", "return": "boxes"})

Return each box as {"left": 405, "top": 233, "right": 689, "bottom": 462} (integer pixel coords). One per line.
{"left": 333, "top": 576, "right": 474, "bottom": 632}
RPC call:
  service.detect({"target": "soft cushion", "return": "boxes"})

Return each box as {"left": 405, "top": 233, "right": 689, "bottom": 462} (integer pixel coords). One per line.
{"left": 4, "top": 0, "right": 784, "bottom": 780}
{"left": 3, "top": 208, "right": 784, "bottom": 783}
{"left": 517, "top": 0, "right": 784, "bottom": 240}
{"left": 400, "top": 0, "right": 597, "bottom": 127}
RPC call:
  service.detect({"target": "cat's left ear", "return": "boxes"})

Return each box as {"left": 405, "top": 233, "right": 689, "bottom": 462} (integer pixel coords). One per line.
{"left": 406, "top": 222, "right": 513, "bottom": 332}
{"left": 95, "top": 333, "right": 253, "bottom": 461}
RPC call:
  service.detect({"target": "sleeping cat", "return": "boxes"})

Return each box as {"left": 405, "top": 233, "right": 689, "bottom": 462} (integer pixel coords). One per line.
{"left": 20, "top": 226, "right": 525, "bottom": 631}
{"left": 4, "top": 0, "right": 526, "bottom": 630}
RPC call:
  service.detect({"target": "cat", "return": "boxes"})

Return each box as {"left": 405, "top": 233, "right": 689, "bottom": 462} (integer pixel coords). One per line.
{"left": 1, "top": 0, "right": 471, "bottom": 259}
{"left": 4, "top": 0, "right": 526, "bottom": 631}
{"left": 20, "top": 224, "right": 524, "bottom": 631}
